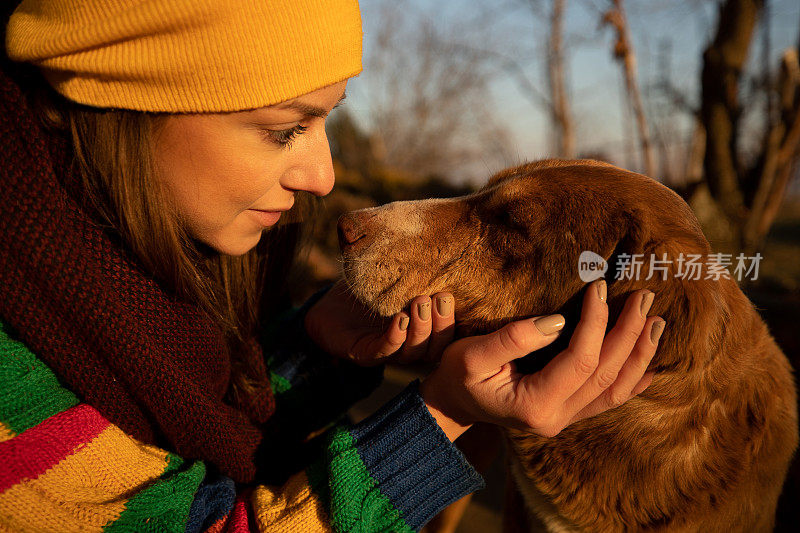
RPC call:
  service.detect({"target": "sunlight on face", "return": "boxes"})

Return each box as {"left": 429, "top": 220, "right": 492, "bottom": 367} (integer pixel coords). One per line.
{"left": 153, "top": 80, "right": 347, "bottom": 256}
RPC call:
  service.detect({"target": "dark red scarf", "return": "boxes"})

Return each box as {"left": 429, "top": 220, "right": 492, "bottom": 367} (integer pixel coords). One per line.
{"left": 0, "top": 65, "right": 274, "bottom": 483}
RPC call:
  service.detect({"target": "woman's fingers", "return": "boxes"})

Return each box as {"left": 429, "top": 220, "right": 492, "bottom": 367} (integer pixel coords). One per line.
{"left": 396, "top": 295, "right": 434, "bottom": 363}
{"left": 348, "top": 312, "right": 408, "bottom": 365}
{"left": 602, "top": 317, "right": 662, "bottom": 405}
{"left": 560, "top": 289, "right": 653, "bottom": 418}
{"left": 632, "top": 369, "right": 656, "bottom": 395}
{"left": 522, "top": 280, "right": 608, "bottom": 405}
{"left": 566, "top": 316, "right": 663, "bottom": 424}
{"left": 465, "top": 314, "right": 565, "bottom": 375}
{"left": 392, "top": 292, "right": 455, "bottom": 364}
{"left": 426, "top": 293, "right": 456, "bottom": 362}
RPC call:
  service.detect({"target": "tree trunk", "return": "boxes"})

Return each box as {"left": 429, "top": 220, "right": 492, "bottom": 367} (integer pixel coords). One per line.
{"left": 700, "top": 0, "right": 764, "bottom": 237}
{"left": 700, "top": 0, "right": 800, "bottom": 255}
{"left": 603, "top": 0, "right": 656, "bottom": 177}
{"left": 743, "top": 49, "right": 800, "bottom": 252}
{"left": 547, "top": 0, "right": 576, "bottom": 158}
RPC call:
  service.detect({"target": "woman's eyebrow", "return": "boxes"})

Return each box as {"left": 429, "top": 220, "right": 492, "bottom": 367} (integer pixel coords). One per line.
{"left": 275, "top": 92, "right": 347, "bottom": 118}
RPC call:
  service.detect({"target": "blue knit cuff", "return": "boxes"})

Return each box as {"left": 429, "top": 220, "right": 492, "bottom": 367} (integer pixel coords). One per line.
{"left": 350, "top": 380, "right": 485, "bottom": 530}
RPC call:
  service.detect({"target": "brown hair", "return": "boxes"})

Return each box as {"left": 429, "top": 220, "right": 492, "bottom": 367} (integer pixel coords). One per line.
{"left": 30, "top": 80, "right": 315, "bottom": 415}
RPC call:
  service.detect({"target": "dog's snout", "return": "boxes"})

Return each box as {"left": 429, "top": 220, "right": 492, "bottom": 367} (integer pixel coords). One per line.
{"left": 337, "top": 213, "right": 369, "bottom": 252}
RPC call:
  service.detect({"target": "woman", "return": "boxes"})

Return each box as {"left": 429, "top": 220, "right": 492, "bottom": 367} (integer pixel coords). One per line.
{"left": 0, "top": 0, "right": 664, "bottom": 531}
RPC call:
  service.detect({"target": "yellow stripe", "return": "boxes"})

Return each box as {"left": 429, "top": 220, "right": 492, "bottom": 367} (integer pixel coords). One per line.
{"left": 0, "top": 423, "right": 171, "bottom": 532}
{"left": 0, "top": 422, "right": 15, "bottom": 443}
{"left": 252, "top": 471, "right": 332, "bottom": 533}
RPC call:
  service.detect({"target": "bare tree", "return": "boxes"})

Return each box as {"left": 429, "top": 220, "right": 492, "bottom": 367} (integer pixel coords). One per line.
{"left": 700, "top": 0, "right": 800, "bottom": 254}
{"left": 363, "top": 2, "right": 514, "bottom": 182}
{"left": 418, "top": 0, "right": 578, "bottom": 159}
{"left": 602, "top": 0, "right": 656, "bottom": 177}
{"left": 546, "top": 0, "right": 576, "bottom": 157}
{"left": 742, "top": 48, "right": 800, "bottom": 251}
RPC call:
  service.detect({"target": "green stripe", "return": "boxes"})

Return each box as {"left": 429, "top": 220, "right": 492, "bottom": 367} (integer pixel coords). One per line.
{"left": 306, "top": 456, "right": 331, "bottom": 509}
{"left": 309, "top": 427, "right": 413, "bottom": 533}
{"left": 269, "top": 371, "right": 292, "bottom": 394}
{"left": 0, "top": 321, "right": 207, "bottom": 532}
{"left": 104, "top": 456, "right": 206, "bottom": 532}
{"left": 162, "top": 452, "right": 186, "bottom": 476}
{"left": 0, "top": 321, "right": 79, "bottom": 434}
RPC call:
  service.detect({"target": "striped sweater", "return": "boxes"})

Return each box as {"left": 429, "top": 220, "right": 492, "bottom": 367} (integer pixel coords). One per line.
{"left": 0, "top": 318, "right": 484, "bottom": 532}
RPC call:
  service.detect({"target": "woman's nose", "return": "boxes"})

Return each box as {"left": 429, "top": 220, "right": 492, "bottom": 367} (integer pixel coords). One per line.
{"left": 282, "top": 126, "right": 335, "bottom": 197}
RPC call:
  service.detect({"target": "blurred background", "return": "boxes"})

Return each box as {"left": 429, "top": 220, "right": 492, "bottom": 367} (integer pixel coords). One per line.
{"left": 289, "top": 0, "right": 800, "bottom": 531}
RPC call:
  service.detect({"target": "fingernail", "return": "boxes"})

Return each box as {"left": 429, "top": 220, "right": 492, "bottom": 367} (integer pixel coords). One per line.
{"left": 399, "top": 315, "right": 410, "bottom": 331}
{"left": 417, "top": 302, "right": 431, "bottom": 321}
{"left": 650, "top": 319, "right": 665, "bottom": 344}
{"left": 534, "top": 314, "right": 565, "bottom": 335}
{"left": 596, "top": 279, "right": 607, "bottom": 302}
{"left": 435, "top": 296, "right": 453, "bottom": 317}
{"left": 640, "top": 291, "right": 655, "bottom": 317}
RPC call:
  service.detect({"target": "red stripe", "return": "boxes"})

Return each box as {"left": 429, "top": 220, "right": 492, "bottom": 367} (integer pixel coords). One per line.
{"left": 0, "top": 404, "right": 110, "bottom": 493}
{"left": 221, "top": 493, "right": 252, "bottom": 532}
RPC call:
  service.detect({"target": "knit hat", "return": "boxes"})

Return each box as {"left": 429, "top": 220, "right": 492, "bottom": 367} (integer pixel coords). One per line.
{"left": 5, "top": 0, "right": 362, "bottom": 112}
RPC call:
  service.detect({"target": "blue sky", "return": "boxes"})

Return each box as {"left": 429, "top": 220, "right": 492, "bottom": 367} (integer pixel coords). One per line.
{"left": 343, "top": 0, "right": 800, "bottom": 186}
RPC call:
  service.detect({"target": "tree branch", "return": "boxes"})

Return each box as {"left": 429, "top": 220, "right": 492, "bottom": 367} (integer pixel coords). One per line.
{"left": 700, "top": 0, "right": 764, "bottom": 228}
{"left": 602, "top": 0, "right": 656, "bottom": 176}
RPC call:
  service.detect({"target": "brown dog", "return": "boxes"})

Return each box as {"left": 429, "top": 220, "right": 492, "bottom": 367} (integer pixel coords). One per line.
{"left": 338, "top": 159, "right": 798, "bottom": 532}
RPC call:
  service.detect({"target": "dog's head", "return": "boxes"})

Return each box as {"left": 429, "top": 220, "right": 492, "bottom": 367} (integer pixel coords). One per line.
{"left": 339, "top": 159, "right": 746, "bottom": 373}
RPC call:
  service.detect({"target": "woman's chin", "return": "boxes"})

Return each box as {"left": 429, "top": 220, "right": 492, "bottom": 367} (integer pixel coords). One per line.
{"left": 197, "top": 230, "right": 263, "bottom": 257}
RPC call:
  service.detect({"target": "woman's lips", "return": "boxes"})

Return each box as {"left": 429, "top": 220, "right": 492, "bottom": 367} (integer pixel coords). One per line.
{"left": 248, "top": 209, "right": 282, "bottom": 226}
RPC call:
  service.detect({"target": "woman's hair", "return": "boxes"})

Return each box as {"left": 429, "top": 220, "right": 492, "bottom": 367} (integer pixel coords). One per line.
{"left": 29, "top": 77, "right": 315, "bottom": 416}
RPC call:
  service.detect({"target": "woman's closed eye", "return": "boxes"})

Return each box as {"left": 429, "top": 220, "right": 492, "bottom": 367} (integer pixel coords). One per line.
{"left": 260, "top": 124, "right": 308, "bottom": 148}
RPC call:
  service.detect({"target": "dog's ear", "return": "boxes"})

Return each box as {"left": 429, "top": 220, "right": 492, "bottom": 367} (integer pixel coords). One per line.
{"left": 603, "top": 208, "right": 651, "bottom": 293}
{"left": 513, "top": 208, "right": 651, "bottom": 374}
{"left": 602, "top": 206, "right": 737, "bottom": 374}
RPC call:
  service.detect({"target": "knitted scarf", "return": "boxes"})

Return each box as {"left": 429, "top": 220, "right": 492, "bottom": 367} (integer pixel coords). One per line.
{"left": 0, "top": 65, "right": 275, "bottom": 483}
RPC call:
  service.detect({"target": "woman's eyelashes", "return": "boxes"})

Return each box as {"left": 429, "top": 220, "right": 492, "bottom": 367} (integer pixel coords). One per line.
{"left": 261, "top": 124, "right": 308, "bottom": 148}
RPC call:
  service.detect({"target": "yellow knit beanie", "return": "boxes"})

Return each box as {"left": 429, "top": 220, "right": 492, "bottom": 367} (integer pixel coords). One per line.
{"left": 5, "top": 0, "right": 362, "bottom": 112}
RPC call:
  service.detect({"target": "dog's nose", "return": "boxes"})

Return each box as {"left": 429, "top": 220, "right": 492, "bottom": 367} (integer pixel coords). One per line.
{"left": 337, "top": 213, "right": 368, "bottom": 252}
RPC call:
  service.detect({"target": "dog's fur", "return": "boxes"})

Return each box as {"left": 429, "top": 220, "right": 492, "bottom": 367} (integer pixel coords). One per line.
{"left": 338, "top": 159, "right": 798, "bottom": 532}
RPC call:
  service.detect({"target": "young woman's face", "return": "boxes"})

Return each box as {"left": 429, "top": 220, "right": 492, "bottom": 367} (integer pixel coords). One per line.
{"left": 154, "top": 80, "right": 347, "bottom": 255}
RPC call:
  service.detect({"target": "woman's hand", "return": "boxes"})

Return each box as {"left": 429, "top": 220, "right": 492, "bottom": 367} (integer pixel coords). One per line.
{"left": 304, "top": 281, "right": 456, "bottom": 366}
{"left": 420, "top": 279, "right": 664, "bottom": 441}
